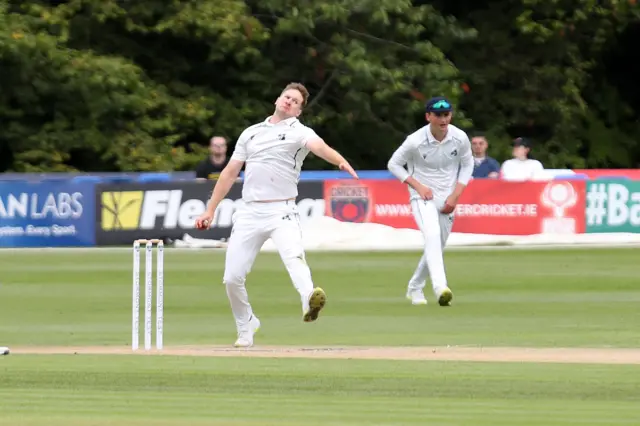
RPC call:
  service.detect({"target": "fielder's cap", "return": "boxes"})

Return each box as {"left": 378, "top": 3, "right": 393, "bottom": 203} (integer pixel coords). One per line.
{"left": 425, "top": 96, "right": 453, "bottom": 113}
{"left": 513, "top": 137, "right": 532, "bottom": 148}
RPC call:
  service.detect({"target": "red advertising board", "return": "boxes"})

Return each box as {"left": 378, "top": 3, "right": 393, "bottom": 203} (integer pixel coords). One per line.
{"left": 323, "top": 179, "right": 416, "bottom": 229}
{"left": 453, "top": 180, "right": 586, "bottom": 235}
{"left": 323, "top": 179, "right": 586, "bottom": 235}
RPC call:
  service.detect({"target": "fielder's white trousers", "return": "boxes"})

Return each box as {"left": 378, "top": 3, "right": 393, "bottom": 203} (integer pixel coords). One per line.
{"left": 223, "top": 200, "right": 314, "bottom": 332}
{"left": 408, "top": 198, "right": 454, "bottom": 295}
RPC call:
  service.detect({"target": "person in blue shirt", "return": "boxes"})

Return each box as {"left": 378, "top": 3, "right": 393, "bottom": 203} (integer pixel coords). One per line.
{"left": 470, "top": 134, "right": 500, "bottom": 178}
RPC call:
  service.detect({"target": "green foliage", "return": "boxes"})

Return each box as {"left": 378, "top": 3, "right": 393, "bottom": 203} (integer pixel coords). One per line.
{"left": 0, "top": 0, "right": 223, "bottom": 172}
{"left": 0, "top": 0, "right": 474, "bottom": 172}
{"left": 0, "top": 0, "right": 638, "bottom": 172}
{"left": 436, "top": 0, "right": 634, "bottom": 168}
{"left": 435, "top": 0, "right": 640, "bottom": 167}
{"left": 245, "top": 0, "right": 476, "bottom": 168}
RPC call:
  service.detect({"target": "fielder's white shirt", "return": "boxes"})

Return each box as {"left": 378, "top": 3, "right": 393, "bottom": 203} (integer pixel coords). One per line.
{"left": 387, "top": 124, "right": 474, "bottom": 201}
{"left": 500, "top": 158, "right": 544, "bottom": 181}
{"left": 231, "top": 116, "right": 318, "bottom": 202}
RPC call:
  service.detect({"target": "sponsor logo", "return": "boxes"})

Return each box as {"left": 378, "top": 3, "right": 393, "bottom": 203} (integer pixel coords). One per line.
{"left": 540, "top": 181, "right": 578, "bottom": 233}
{"left": 0, "top": 183, "right": 93, "bottom": 246}
{"left": 586, "top": 182, "right": 640, "bottom": 228}
{"left": 0, "top": 192, "right": 84, "bottom": 219}
{"left": 101, "top": 191, "right": 144, "bottom": 230}
{"left": 328, "top": 184, "right": 370, "bottom": 222}
{"left": 101, "top": 190, "right": 226, "bottom": 230}
{"left": 100, "top": 190, "right": 325, "bottom": 231}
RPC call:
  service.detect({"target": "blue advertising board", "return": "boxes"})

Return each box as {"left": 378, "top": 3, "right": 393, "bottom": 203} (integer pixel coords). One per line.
{"left": 0, "top": 181, "right": 96, "bottom": 247}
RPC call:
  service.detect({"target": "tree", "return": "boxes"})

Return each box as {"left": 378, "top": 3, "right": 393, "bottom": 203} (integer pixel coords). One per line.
{"left": 2, "top": 0, "right": 638, "bottom": 172}
{"left": 0, "top": 0, "right": 212, "bottom": 172}
{"left": 0, "top": 0, "right": 474, "bottom": 171}
{"left": 427, "top": 0, "right": 640, "bottom": 167}
{"left": 244, "top": 0, "right": 476, "bottom": 168}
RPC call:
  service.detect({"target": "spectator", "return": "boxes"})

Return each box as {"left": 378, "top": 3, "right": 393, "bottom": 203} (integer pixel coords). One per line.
{"left": 500, "top": 137, "right": 544, "bottom": 181}
{"left": 195, "top": 136, "right": 229, "bottom": 180}
{"left": 470, "top": 134, "right": 500, "bottom": 178}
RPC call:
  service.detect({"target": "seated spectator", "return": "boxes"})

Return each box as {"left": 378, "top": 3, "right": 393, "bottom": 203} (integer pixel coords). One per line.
{"left": 471, "top": 134, "right": 500, "bottom": 178}
{"left": 500, "top": 137, "right": 544, "bottom": 181}
{"left": 195, "top": 136, "right": 229, "bottom": 180}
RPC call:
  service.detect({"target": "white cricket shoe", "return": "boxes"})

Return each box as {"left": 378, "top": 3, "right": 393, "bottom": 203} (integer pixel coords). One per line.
{"left": 0, "top": 346, "right": 9, "bottom": 355}
{"left": 234, "top": 315, "right": 261, "bottom": 348}
{"left": 406, "top": 289, "right": 428, "bottom": 305}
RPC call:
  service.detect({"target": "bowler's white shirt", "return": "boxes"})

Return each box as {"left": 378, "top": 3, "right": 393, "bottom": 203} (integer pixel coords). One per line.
{"left": 500, "top": 158, "right": 544, "bottom": 181}
{"left": 387, "top": 124, "right": 474, "bottom": 201}
{"left": 231, "top": 116, "right": 318, "bottom": 202}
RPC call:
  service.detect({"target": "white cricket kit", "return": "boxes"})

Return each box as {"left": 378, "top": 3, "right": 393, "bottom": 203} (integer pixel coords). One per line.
{"left": 232, "top": 117, "right": 317, "bottom": 201}
{"left": 500, "top": 158, "right": 544, "bottom": 181}
{"left": 387, "top": 123, "right": 473, "bottom": 297}
{"left": 223, "top": 116, "right": 318, "bottom": 332}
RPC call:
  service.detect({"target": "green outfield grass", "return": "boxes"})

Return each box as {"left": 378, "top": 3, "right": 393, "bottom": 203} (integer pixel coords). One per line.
{"left": 1, "top": 247, "right": 639, "bottom": 425}
{"left": 1, "top": 248, "right": 638, "bottom": 347}
{"left": 1, "top": 355, "right": 639, "bottom": 425}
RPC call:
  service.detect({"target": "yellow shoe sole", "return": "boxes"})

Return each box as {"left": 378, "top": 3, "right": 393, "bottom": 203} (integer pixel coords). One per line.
{"left": 303, "top": 288, "right": 326, "bottom": 322}
{"left": 438, "top": 288, "right": 453, "bottom": 306}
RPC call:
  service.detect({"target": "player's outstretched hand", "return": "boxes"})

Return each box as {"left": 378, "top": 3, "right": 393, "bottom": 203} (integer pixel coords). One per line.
{"left": 195, "top": 212, "right": 214, "bottom": 230}
{"left": 339, "top": 162, "right": 359, "bottom": 179}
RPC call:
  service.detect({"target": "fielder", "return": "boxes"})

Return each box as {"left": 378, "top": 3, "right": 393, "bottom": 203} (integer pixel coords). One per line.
{"left": 387, "top": 96, "right": 473, "bottom": 306}
{"left": 195, "top": 82, "right": 358, "bottom": 347}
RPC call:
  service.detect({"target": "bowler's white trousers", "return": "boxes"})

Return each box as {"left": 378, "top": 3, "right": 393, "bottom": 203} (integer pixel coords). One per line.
{"left": 408, "top": 198, "right": 454, "bottom": 295}
{"left": 223, "top": 200, "right": 314, "bottom": 332}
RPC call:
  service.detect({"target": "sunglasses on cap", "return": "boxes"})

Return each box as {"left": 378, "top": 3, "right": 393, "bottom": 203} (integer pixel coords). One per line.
{"left": 425, "top": 97, "right": 453, "bottom": 115}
